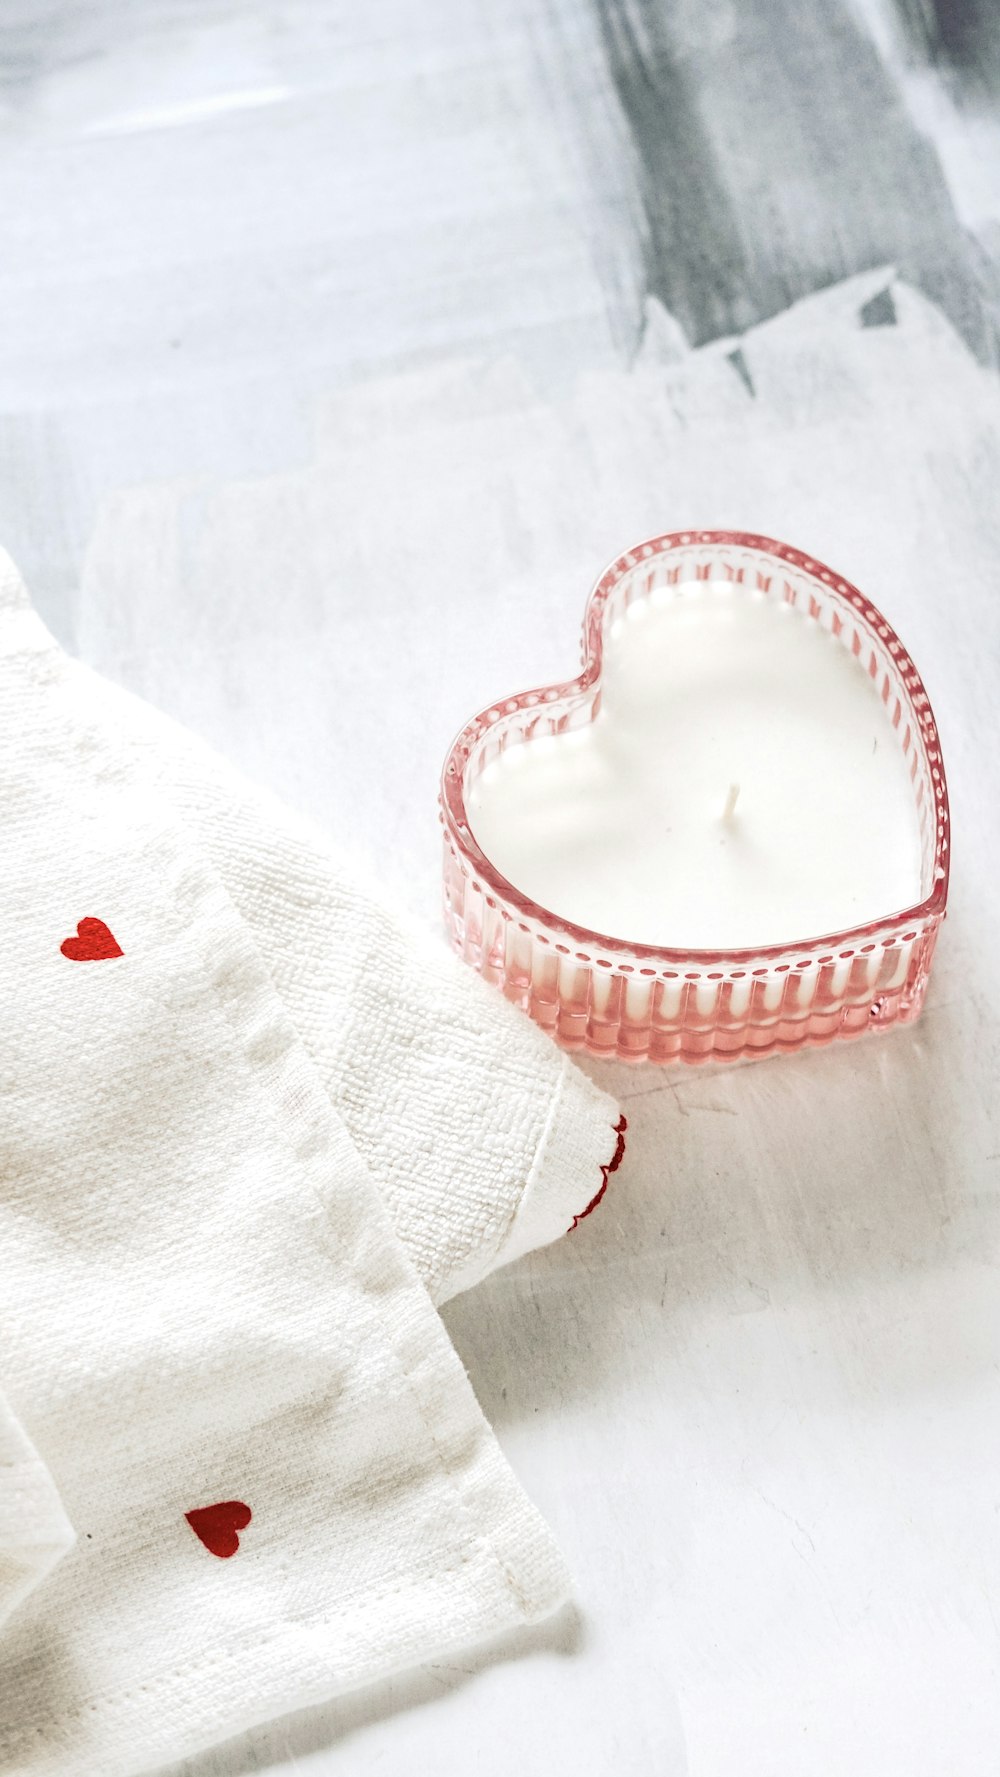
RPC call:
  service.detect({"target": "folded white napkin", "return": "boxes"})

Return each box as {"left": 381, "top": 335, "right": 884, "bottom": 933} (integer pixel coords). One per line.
{"left": 0, "top": 1403, "right": 74, "bottom": 1643}
{"left": 0, "top": 556, "right": 623, "bottom": 1775}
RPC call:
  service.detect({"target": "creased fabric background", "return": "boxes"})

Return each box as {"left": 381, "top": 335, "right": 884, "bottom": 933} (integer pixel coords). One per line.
{"left": 0, "top": 4, "right": 998, "bottom": 1774}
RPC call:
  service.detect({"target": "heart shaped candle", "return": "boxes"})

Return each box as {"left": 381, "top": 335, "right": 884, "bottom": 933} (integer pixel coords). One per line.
{"left": 441, "top": 532, "right": 949, "bottom": 1063}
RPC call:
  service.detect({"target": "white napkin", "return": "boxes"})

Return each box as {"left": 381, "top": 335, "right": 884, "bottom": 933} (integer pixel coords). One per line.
{"left": 0, "top": 1401, "right": 74, "bottom": 1642}
{"left": 0, "top": 557, "right": 623, "bottom": 1775}
{"left": 81, "top": 665, "right": 625, "bottom": 1306}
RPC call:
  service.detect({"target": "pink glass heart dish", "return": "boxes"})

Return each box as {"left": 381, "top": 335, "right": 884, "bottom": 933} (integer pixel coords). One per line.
{"left": 440, "top": 531, "right": 949, "bottom": 1065}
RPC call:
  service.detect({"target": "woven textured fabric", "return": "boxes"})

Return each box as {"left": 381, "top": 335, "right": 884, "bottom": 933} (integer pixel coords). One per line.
{"left": 0, "top": 556, "right": 623, "bottom": 1775}
{"left": 76, "top": 675, "right": 623, "bottom": 1303}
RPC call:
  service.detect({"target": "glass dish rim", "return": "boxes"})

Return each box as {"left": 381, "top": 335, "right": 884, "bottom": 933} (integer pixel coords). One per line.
{"left": 440, "top": 528, "right": 950, "bottom": 970}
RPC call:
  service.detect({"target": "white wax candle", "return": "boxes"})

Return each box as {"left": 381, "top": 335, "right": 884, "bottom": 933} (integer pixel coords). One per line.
{"left": 468, "top": 584, "right": 924, "bottom": 949}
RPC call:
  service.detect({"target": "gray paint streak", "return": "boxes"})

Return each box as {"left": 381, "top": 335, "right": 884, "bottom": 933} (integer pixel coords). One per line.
{"left": 592, "top": 0, "right": 1000, "bottom": 361}
{"left": 726, "top": 345, "right": 756, "bottom": 395}
{"left": 891, "top": 0, "right": 1000, "bottom": 97}
{"left": 859, "top": 285, "right": 899, "bottom": 326}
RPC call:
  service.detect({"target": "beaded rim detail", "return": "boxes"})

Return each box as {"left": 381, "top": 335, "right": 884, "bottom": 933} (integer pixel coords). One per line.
{"left": 440, "top": 530, "right": 949, "bottom": 977}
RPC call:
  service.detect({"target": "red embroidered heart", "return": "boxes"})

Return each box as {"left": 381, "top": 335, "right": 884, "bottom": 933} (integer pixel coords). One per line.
{"left": 60, "top": 917, "right": 123, "bottom": 962}
{"left": 185, "top": 1500, "right": 252, "bottom": 1559}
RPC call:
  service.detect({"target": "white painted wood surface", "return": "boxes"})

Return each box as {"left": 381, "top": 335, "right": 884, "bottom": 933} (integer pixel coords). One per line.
{"left": 1, "top": 6, "right": 999, "bottom": 1773}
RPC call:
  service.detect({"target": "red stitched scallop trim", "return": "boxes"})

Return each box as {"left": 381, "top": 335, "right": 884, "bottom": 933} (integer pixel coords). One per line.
{"left": 568, "top": 1114, "right": 627, "bottom": 1233}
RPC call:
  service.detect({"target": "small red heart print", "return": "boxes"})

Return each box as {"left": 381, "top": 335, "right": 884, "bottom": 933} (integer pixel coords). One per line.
{"left": 60, "top": 918, "right": 123, "bottom": 962}
{"left": 185, "top": 1500, "right": 252, "bottom": 1559}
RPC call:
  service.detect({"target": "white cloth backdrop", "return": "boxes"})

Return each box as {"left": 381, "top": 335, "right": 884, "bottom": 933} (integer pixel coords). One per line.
{"left": 0, "top": 3, "right": 999, "bottom": 1772}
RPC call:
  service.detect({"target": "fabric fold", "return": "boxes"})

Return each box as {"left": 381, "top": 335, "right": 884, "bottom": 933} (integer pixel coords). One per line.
{"left": 40, "top": 633, "right": 623, "bottom": 1305}
{"left": 0, "top": 555, "right": 611, "bottom": 1775}
{"left": 0, "top": 1397, "right": 74, "bottom": 1638}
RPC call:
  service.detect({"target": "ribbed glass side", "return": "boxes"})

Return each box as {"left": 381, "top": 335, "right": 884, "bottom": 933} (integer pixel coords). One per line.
{"left": 442, "top": 841, "right": 941, "bottom": 1062}
{"left": 440, "top": 532, "right": 949, "bottom": 1065}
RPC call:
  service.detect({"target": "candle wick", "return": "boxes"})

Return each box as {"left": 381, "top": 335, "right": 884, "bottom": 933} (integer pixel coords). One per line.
{"left": 722, "top": 782, "right": 741, "bottom": 823}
